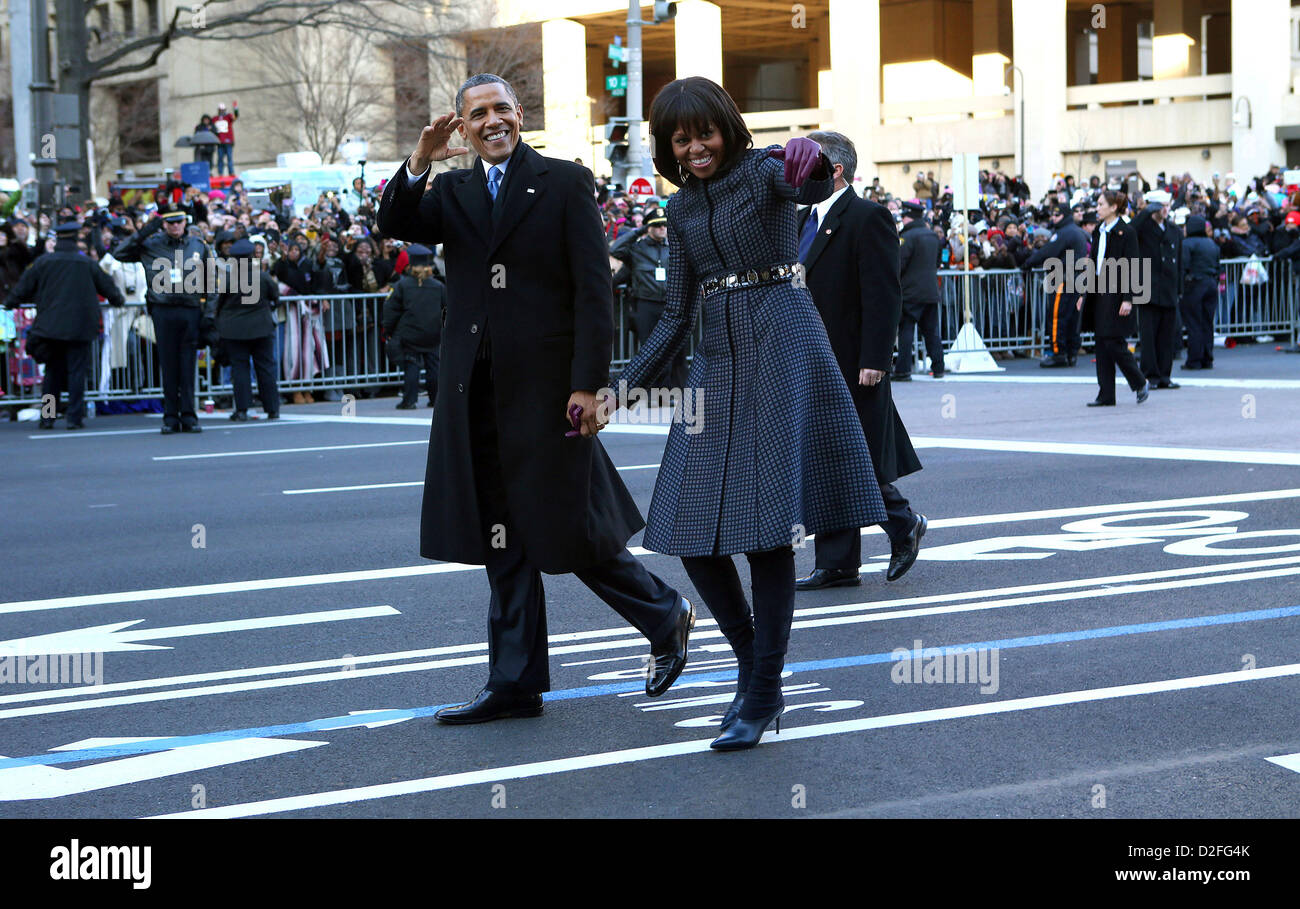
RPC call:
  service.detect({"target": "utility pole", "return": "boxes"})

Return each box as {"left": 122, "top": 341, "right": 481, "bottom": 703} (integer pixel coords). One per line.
{"left": 625, "top": 0, "right": 677, "bottom": 187}
{"left": 30, "top": 0, "right": 58, "bottom": 220}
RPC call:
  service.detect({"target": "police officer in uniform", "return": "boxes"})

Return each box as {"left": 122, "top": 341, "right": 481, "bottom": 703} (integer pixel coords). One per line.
{"left": 1024, "top": 204, "right": 1090, "bottom": 367}
{"left": 611, "top": 210, "right": 686, "bottom": 390}
{"left": 113, "top": 209, "right": 214, "bottom": 433}
{"left": 4, "top": 223, "right": 125, "bottom": 429}
{"left": 1130, "top": 193, "right": 1183, "bottom": 388}
{"left": 893, "top": 200, "right": 943, "bottom": 381}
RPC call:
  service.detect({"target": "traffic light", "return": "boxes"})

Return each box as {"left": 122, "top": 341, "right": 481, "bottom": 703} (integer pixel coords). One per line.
{"left": 605, "top": 118, "right": 629, "bottom": 166}
{"left": 653, "top": 1, "right": 677, "bottom": 23}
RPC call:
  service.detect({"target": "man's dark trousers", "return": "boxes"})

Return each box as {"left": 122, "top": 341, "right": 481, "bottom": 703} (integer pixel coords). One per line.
{"left": 1181, "top": 277, "right": 1218, "bottom": 367}
{"left": 468, "top": 356, "right": 681, "bottom": 694}
{"left": 151, "top": 305, "right": 200, "bottom": 428}
{"left": 42, "top": 339, "right": 92, "bottom": 423}
{"left": 897, "top": 305, "right": 943, "bottom": 374}
{"left": 814, "top": 483, "right": 915, "bottom": 571}
{"left": 1138, "top": 305, "right": 1178, "bottom": 381}
{"left": 225, "top": 335, "right": 279, "bottom": 414}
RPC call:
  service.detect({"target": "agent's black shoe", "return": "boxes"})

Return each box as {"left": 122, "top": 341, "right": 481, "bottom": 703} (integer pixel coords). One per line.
{"left": 710, "top": 699, "right": 783, "bottom": 751}
{"left": 1039, "top": 354, "right": 1069, "bottom": 368}
{"left": 160, "top": 424, "right": 179, "bottom": 434}
{"left": 646, "top": 597, "right": 694, "bottom": 697}
{"left": 1136, "top": 382, "right": 1150, "bottom": 404}
{"left": 929, "top": 370, "right": 945, "bottom": 379}
{"left": 395, "top": 401, "right": 417, "bottom": 410}
{"left": 434, "top": 688, "right": 544, "bottom": 724}
{"left": 230, "top": 410, "right": 249, "bottom": 421}
{"left": 265, "top": 412, "right": 280, "bottom": 420}
{"left": 65, "top": 421, "right": 84, "bottom": 431}
{"left": 1181, "top": 362, "right": 1204, "bottom": 370}
{"left": 891, "top": 372, "right": 912, "bottom": 382}
{"left": 1068, "top": 354, "right": 1078, "bottom": 366}
{"left": 180, "top": 422, "right": 202, "bottom": 433}
{"left": 426, "top": 400, "right": 436, "bottom": 407}
{"left": 795, "top": 568, "right": 860, "bottom": 591}
{"left": 1087, "top": 399, "right": 1115, "bottom": 407}
{"left": 38, "top": 418, "right": 55, "bottom": 430}
{"left": 887, "top": 514, "right": 927, "bottom": 582}
{"left": 1155, "top": 381, "right": 1180, "bottom": 389}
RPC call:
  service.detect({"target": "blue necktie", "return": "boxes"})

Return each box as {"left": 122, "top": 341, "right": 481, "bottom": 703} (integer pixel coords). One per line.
{"left": 487, "top": 165, "right": 502, "bottom": 202}
{"left": 798, "top": 207, "right": 819, "bottom": 262}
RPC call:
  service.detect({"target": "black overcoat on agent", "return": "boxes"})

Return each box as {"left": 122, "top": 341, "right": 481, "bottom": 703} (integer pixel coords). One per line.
{"left": 3, "top": 247, "right": 125, "bottom": 339}
{"left": 1082, "top": 217, "right": 1142, "bottom": 339}
{"left": 215, "top": 263, "right": 279, "bottom": 340}
{"left": 799, "top": 190, "right": 921, "bottom": 485}
{"left": 377, "top": 142, "right": 643, "bottom": 573}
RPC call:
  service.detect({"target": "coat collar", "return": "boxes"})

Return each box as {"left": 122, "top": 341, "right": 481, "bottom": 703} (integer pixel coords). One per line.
{"left": 799, "top": 188, "right": 854, "bottom": 272}
{"left": 451, "top": 142, "right": 548, "bottom": 254}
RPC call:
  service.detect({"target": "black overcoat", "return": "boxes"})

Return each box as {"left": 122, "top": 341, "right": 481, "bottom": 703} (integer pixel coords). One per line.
{"left": 377, "top": 142, "right": 643, "bottom": 572}
{"left": 1082, "top": 217, "right": 1142, "bottom": 339}
{"left": 800, "top": 190, "right": 921, "bottom": 485}
{"left": 3, "top": 249, "right": 125, "bottom": 340}
{"left": 1130, "top": 206, "right": 1183, "bottom": 309}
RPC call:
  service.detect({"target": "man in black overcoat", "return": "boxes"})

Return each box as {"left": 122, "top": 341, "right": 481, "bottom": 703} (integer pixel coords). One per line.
{"left": 794, "top": 132, "right": 926, "bottom": 591}
{"left": 1130, "top": 194, "right": 1183, "bottom": 388}
{"left": 377, "top": 74, "right": 692, "bottom": 724}
{"left": 4, "top": 223, "right": 125, "bottom": 429}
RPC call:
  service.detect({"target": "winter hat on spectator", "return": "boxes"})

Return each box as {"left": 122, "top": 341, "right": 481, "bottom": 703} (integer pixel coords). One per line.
{"left": 1285, "top": 210, "right": 1300, "bottom": 227}
{"left": 1185, "top": 214, "right": 1206, "bottom": 234}
{"left": 227, "top": 238, "right": 257, "bottom": 258}
{"left": 209, "top": 189, "right": 227, "bottom": 201}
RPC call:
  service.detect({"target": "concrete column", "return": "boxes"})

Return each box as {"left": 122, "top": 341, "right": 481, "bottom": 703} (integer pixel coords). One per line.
{"left": 8, "top": 0, "right": 35, "bottom": 185}
{"left": 1231, "top": 0, "right": 1288, "bottom": 179}
{"left": 541, "top": 18, "right": 590, "bottom": 163}
{"left": 673, "top": 0, "right": 723, "bottom": 85}
{"left": 1154, "top": 0, "right": 1202, "bottom": 81}
{"left": 1096, "top": 2, "right": 1138, "bottom": 84}
{"left": 828, "top": 0, "right": 880, "bottom": 174}
{"left": 1012, "top": 0, "right": 1066, "bottom": 194}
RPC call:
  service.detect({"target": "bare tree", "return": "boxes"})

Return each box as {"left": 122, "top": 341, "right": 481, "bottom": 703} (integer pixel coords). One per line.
{"left": 90, "top": 79, "right": 162, "bottom": 180}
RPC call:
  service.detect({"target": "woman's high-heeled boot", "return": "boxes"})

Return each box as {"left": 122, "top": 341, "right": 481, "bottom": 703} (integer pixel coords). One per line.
{"left": 710, "top": 546, "right": 794, "bottom": 751}
{"left": 681, "top": 555, "right": 755, "bottom": 734}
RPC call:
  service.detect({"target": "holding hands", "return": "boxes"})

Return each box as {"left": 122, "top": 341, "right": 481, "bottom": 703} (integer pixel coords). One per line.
{"left": 767, "top": 136, "right": 823, "bottom": 188}
{"left": 410, "top": 113, "right": 471, "bottom": 175}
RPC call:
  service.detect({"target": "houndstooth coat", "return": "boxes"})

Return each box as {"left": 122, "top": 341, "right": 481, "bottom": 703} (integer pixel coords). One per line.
{"left": 617, "top": 146, "right": 887, "bottom": 557}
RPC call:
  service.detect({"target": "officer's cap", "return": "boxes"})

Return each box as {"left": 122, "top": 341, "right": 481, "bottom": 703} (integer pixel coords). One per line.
{"left": 53, "top": 222, "right": 82, "bottom": 235}
{"left": 160, "top": 210, "right": 188, "bottom": 222}
{"left": 899, "top": 200, "right": 924, "bottom": 218}
{"left": 406, "top": 244, "right": 433, "bottom": 266}
{"left": 644, "top": 212, "right": 667, "bottom": 228}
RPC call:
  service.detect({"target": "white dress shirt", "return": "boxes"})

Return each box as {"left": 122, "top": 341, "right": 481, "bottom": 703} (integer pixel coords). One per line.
{"left": 406, "top": 156, "right": 509, "bottom": 186}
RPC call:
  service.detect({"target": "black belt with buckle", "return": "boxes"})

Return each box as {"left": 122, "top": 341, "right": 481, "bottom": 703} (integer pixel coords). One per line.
{"left": 699, "top": 263, "right": 802, "bottom": 298}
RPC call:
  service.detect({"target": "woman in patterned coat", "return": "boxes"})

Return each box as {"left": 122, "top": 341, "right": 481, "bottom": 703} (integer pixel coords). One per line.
{"left": 604, "top": 77, "right": 887, "bottom": 750}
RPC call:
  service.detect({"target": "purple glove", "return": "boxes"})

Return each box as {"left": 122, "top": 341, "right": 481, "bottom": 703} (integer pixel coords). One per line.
{"left": 767, "top": 137, "right": 822, "bottom": 188}
{"left": 565, "top": 402, "right": 583, "bottom": 438}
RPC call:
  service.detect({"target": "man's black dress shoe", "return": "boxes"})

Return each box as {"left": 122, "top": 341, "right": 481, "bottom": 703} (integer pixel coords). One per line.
{"left": 230, "top": 410, "right": 249, "bottom": 421}
{"left": 795, "top": 567, "right": 860, "bottom": 591}
{"left": 1068, "top": 355, "right": 1078, "bottom": 366}
{"left": 38, "top": 418, "right": 55, "bottom": 430}
{"left": 395, "top": 401, "right": 417, "bottom": 410}
{"left": 887, "top": 514, "right": 927, "bottom": 582}
{"left": 160, "top": 424, "right": 178, "bottom": 434}
{"left": 646, "top": 597, "right": 694, "bottom": 697}
{"left": 1155, "top": 380, "right": 1180, "bottom": 389}
{"left": 180, "top": 422, "right": 202, "bottom": 433}
{"left": 65, "top": 422, "right": 84, "bottom": 431}
{"left": 1136, "top": 381, "right": 1150, "bottom": 404}
{"left": 1039, "top": 354, "right": 1069, "bottom": 368}
{"left": 1181, "top": 362, "right": 1203, "bottom": 370}
{"left": 891, "top": 372, "right": 912, "bottom": 382}
{"left": 435, "top": 688, "right": 544, "bottom": 724}
{"left": 1086, "top": 399, "right": 1115, "bottom": 407}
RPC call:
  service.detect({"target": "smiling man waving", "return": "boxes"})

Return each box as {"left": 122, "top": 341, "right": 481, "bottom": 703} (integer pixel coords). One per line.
{"left": 378, "top": 74, "right": 693, "bottom": 725}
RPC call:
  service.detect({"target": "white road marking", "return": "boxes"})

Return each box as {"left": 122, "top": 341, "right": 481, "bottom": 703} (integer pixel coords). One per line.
{"left": 147, "top": 661, "right": 1300, "bottom": 818}
{"left": 912, "top": 436, "right": 1300, "bottom": 467}
{"left": 29, "top": 420, "right": 295, "bottom": 439}
{"left": 1265, "top": 752, "right": 1300, "bottom": 775}
{"left": 908, "top": 374, "right": 1300, "bottom": 389}
{"left": 0, "top": 606, "right": 400, "bottom": 656}
{"left": 9, "top": 487, "right": 1300, "bottom": 617}
{"left": 5, "top": 555, "right": 1299, "bottom": 720}
{"left": 152, "top": 440, "right": 429, "bottom": 461}
{"left": 281, "top": 464, "right": 663, "bottom": 495}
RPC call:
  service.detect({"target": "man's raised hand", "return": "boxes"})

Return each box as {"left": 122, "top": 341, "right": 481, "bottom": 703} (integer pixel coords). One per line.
{"left": 409, "top": 113, "right": 470, "bottom": 174}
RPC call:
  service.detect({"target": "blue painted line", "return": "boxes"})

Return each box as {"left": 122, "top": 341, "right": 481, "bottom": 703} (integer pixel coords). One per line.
{"left": 3, "top": 603, "right": 1298, "bottom": 772}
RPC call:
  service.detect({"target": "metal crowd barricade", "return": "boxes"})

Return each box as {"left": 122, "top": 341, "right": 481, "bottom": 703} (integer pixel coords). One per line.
{"left": 1215, "top": 257, "right": 1295, "bottom": 338}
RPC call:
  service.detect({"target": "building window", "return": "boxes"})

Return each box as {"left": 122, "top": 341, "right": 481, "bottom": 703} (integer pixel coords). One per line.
{"left": 391, "top": 41, "right": 431, "bottom": 155}
{"left": 114, "top": 79, "right": 160, "bottom": 165}
{"left": 146, "top": 0, "right": 161, "bottom": 32}
{"left": 118, "top": 1, "right": 135, "bottom": 37}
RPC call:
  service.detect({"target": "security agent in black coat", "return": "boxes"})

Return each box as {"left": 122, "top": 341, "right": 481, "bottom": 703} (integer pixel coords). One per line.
{"left": 894, "top": 201, "right": 944, "bottom": 379}
{"left": 215, "top": 239, "right": 280, "bottom": 421}
{"left": 1130, "top": 196, "right": 1183, "bottom": 388}
{"left": 610, "top": 210, "right": 686, "bottom": 390}
{"left": 1023, "top": 206, "right": 1090, "bottom": 366}
{"left": 1078, "top": 192, "right": 1150, "bottom": 406}
{"left": 381, "top": 244, "right": 443, "bottom": 409}
{"left": 112, "top": 209, "right": 215, "bottom": 433}
{"left": 4, "top": 223, "right": 125, "bottom": 429}
{"left": 793, "top": 132, "right": 926, "bottom": 590}
{"left": 376, "top": 76, "right": 691, "bottom": 724}
{"left": 1180, "top": 214, "right": 1221, "bottom": 369}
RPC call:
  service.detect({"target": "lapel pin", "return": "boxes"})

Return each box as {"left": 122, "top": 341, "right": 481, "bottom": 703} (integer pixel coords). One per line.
{"left": 824, "top": 229, "right": 832, "bottom": 234}
{"left": 526, "top": 187, "right": 535, "bottom": 194}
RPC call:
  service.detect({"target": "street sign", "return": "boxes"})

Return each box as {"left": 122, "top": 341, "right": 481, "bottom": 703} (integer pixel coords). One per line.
{"left": 605, "top": 74, "right": 628, "bottom": 91}
{"left": 608, "top": 43, "right": 626, "bottom": 63}
{"left": 629, "top": 177, "right": 653, "bottom": 198}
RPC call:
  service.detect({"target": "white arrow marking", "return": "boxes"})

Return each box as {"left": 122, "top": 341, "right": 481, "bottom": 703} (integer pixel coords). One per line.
{"left": 0, "top": 606, "right": 400, "bottom": 656}
{"left": 1265, "top": 752, "right": 1300, "bottom": 775}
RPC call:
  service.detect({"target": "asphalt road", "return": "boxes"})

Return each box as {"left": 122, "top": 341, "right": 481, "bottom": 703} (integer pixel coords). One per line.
{"left": 2, "top": 343, "right": 1299, "bottom": 819}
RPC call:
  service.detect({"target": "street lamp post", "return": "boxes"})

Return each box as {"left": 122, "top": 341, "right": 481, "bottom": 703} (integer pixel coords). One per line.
{"left": 1006, "top": 63, "right": 1025, "bottom": 180}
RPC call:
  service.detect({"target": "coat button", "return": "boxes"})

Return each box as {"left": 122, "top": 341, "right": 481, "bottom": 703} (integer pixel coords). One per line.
{"left": 470, "top": 323, "right": 478, "bottom": 333}
{"left": 457, "top": 383, "right": 464, "bottom": 393}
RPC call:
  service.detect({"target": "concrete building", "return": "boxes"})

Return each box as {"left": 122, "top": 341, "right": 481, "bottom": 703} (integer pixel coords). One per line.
{"left": 3, "top": 0, "right": 1298, "bottom": 198}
